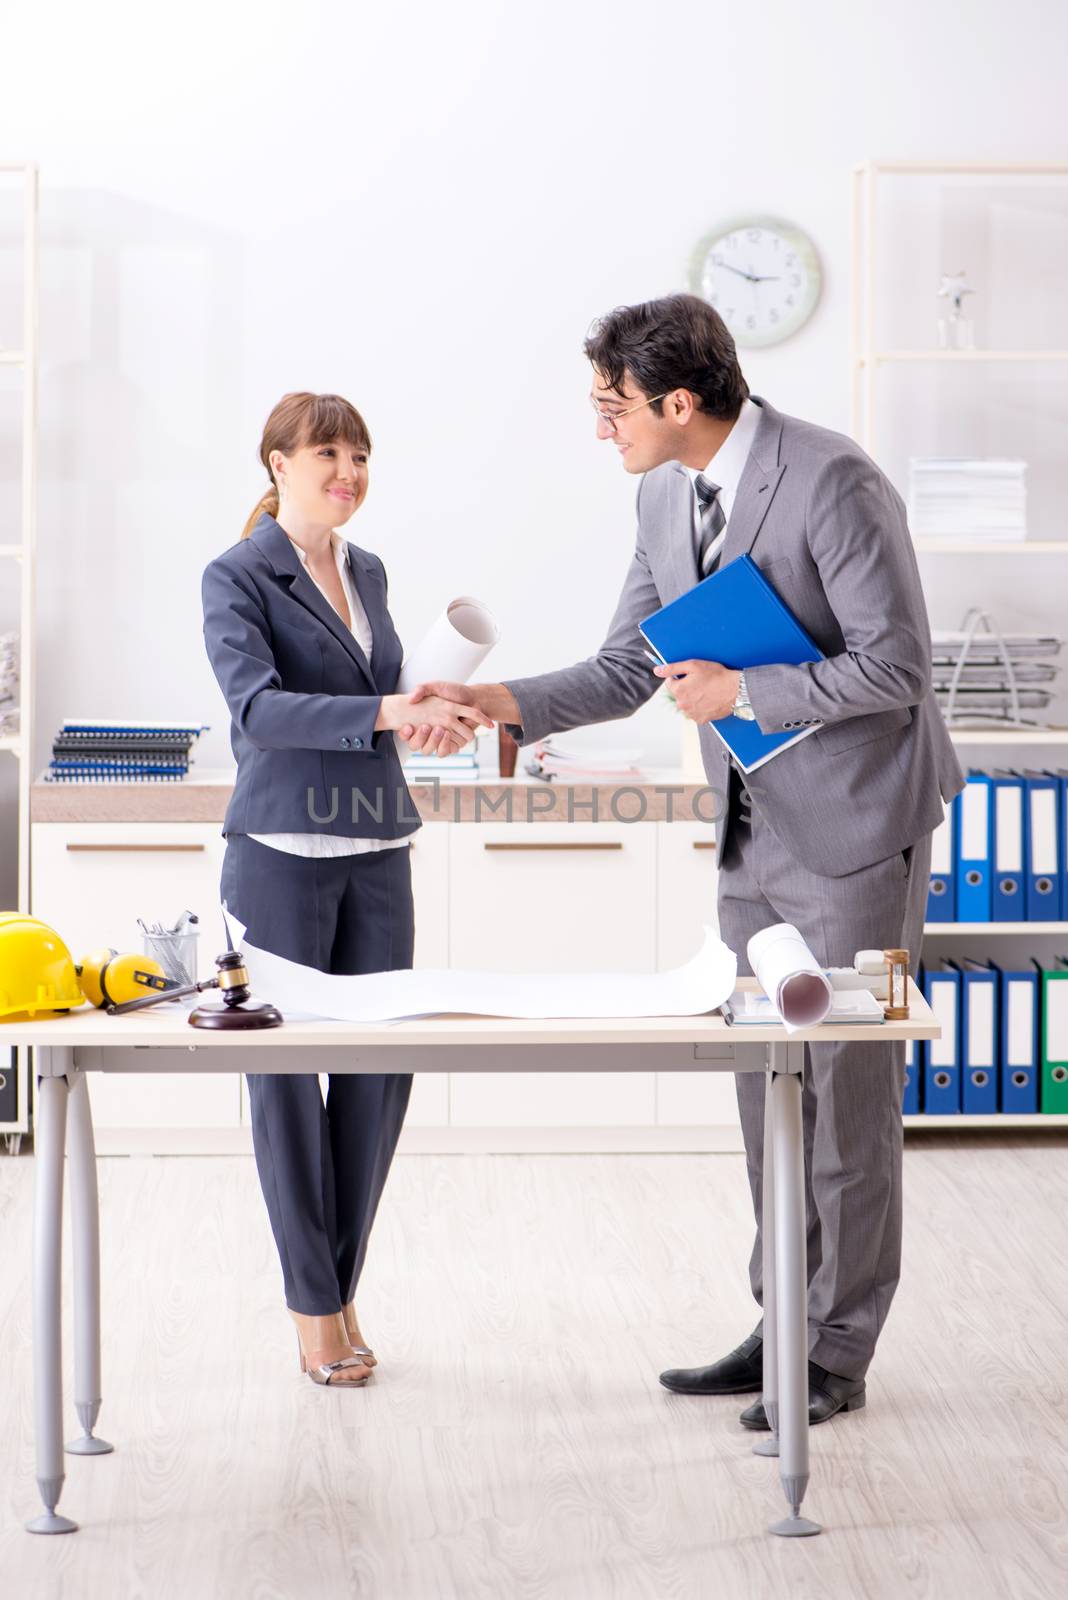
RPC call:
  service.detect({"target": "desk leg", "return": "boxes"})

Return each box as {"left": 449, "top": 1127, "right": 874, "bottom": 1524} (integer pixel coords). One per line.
{"left": 768, "top": 1043, "right": 820, "bottom": 1539}
{"left": 66, "top": 1070, "right": 113, "bottom": 1458}
{"left": 753, "top": 1058, "right": 779, "bottom": 1459}
{"left": 27, "top": 1058, "right": 77, "bottom": 1535}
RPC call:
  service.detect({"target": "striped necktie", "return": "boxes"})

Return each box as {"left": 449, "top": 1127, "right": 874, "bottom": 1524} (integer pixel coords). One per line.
{"left": 694, "top": 473, "right": 727, "bottom": 577}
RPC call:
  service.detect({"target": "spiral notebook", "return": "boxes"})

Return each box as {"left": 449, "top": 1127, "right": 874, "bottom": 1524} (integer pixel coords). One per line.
{"left": 43, "top": 719, "right": 209, "bottom": 782}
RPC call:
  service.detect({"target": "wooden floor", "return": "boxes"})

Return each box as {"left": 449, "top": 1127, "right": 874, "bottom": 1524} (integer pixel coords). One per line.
{"left": 2, "top": 1139, "right": 1067, "bottom": 1600}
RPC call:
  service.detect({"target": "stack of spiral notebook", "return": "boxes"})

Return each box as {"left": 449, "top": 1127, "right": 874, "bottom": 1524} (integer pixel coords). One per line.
{"left": 42, "top": 719, "right": 209, "bottom": 782}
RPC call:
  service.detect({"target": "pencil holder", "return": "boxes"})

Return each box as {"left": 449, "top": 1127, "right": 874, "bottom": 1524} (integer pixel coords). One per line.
{"left": 142, "top": 929, "right": 199, "bottom": 988}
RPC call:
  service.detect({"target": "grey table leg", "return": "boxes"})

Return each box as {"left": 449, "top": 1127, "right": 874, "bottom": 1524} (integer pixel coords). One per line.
{"left": 27, "top": 1053, "right": 77, "bottom": 1535}
{"left": 66, "top": 1070, "right": 113, "bottom": 1458}
{"left": 768, "top": 1042, "right": 820, "bottom": 1538}
{"left": 753, "top": 1056, "right": 779, "bottom": 1459}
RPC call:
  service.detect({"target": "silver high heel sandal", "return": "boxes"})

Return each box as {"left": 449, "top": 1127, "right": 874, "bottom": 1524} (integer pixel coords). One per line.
{"left": 290, "top": 1311, "right": 373, "bottom": 1387}
{"left": 342, "top": 1306, "right": 377, "bottom": 1367}
{"left": 295, "top": 1329, "right": 372, "bottom": 1387}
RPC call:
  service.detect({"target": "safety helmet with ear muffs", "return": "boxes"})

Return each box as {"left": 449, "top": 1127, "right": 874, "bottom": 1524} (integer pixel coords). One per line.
{"left": 75, "top": 947, "right": 176, "bottom": 1009}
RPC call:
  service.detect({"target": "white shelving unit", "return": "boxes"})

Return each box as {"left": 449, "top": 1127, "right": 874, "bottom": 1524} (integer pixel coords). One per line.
{"left": 904, "top": 1113, "right": 1068, "bottom": 1130}
{"left": 923, "top": 922, "right": 1068, "bottom": 936}
{"left": 1, "top": 163, "right": 38, "bottom": 1153}
{"left": 852, "top": 160, "right": 1068, "bottom": 1132}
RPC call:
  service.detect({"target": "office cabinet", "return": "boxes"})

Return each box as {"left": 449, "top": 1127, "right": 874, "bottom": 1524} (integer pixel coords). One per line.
{"left": 30, "top": 813, "right": 743, "bottom": 1148}
{"left": 447, "top": 823, "right": 658, "bottom": 1126}
{"left": 31, "top": 822, "right": 239, "bottom": 1130}
{"left": 654, "top": 822, "right": 738, "bottom": 1128}
{"left": 405, "top": 828, "right": 450, "bottom": 1126}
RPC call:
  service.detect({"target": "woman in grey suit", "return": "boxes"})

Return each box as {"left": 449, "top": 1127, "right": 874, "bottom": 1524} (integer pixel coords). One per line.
{"left": 202, "top": 391, "right": 489, "bottom": 1386}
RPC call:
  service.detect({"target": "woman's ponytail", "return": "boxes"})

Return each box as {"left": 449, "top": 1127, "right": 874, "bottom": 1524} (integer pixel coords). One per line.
{"left": 240, "top": 483, "right": 279, "bottom": 541}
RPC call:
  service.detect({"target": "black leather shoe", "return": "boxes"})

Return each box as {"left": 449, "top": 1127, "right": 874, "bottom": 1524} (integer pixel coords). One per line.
{"left": 738, "top": 1361, "right": 866, "bottom": 1430}
{"left": 659, "top": 1333, "right": 763, "bottom": 1396}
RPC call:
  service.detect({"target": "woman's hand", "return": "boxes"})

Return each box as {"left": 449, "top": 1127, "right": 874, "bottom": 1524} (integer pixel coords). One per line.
{"left": 397, "top": 681, "right": 498, "bottom": 758}
{"left": 378, "top": 690, "right": 492, "bottom": 759}
{"left": 397, "top": 680, "right": 513, "bottom": 754}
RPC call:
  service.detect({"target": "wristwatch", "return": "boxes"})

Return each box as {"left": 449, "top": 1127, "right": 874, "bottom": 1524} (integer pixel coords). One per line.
{"left": 731, "top": 671, "right": 756, "bottom": 722}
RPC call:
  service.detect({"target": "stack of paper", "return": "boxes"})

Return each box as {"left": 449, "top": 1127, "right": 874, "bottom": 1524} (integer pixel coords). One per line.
{"left": 403, "top": 747, "right": 479, "bottom": 777}
{"left": 908, "top": 458, "right": 1028, "bottom": 541}
{"left": 403, "top": 723, "right": 498, "bottom": 780}
{"left": 0, "top": 631, "right": 17, "bottom": 735}
{"left": 525, "top": 740, "right": 644, "bottom": 782}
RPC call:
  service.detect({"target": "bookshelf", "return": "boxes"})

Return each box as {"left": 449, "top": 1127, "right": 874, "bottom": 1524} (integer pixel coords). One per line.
{"left": 0, "top": 162, "right": 38, "bottom": 1153}
{"left": 851, "top": 161, "right": 1068, "bottom": 1129}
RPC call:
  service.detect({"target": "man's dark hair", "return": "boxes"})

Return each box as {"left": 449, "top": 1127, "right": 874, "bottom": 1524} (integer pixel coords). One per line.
{"left": 584, "top": 292, "right": 749, "bottom": 421}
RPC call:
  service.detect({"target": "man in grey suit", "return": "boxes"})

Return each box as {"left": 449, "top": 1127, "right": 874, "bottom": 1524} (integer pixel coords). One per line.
{"left": 402, "top": 293, "right": 965, "bottom": 1425}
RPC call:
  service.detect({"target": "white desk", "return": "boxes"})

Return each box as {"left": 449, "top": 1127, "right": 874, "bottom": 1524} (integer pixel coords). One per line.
{"left": 5, "top": 980, "right": 937, "bottom": 1541}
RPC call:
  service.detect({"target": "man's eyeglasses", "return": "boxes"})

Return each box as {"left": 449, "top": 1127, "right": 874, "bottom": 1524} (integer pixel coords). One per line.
{"left": 589, "top": 392, "right": 668, "bottom": 433}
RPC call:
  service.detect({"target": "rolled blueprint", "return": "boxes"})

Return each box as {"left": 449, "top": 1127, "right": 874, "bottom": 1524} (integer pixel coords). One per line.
{"left": 396, "top": 596, "right": 500, "bottom": 694}
{"left": 222, "top": 907, "right": 736, "bottom": 1023}
{"left": 747, "top": 922, "right": 833, "bottom": 1032}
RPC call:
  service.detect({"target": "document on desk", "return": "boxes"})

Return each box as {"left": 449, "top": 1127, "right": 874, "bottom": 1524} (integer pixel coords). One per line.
{"left": 222, "top": 908, "right": 737, "bottom": 1022}
{"left": 724, "top": 989, "right": 885, "bottom": 1026}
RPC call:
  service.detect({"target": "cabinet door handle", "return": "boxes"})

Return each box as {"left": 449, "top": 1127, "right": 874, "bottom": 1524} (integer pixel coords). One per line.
{"left": 65, "top": 843, "right": 207, "bottom": 853}
{"left": 692, "top": 841, "right": 717, "bottom": 850}
{"left": 482, "top": 841, "right": 624, "bottom": 852}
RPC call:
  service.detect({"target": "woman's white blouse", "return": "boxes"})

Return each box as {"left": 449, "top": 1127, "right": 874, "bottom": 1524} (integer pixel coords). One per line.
{"left": 247, "top": 530, "right": 410, "bottom": 858}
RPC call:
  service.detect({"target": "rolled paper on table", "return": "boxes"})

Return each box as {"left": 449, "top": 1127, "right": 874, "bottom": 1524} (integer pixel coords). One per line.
{"left": 222, "top": 908, "right": 737, "bottom": 1023}
{"left": 747, "top": 922, "right": 833, "bottom": 1032}
{"left": 396, "top": 596, "right": 500, "bottom": 694}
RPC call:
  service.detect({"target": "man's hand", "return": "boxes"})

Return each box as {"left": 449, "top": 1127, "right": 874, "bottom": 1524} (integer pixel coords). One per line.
{"left": 399, "top": 681, "right": 495, "bottom": 758}
{"left": 652, "top": 660, "right": 741, "bottom": 722}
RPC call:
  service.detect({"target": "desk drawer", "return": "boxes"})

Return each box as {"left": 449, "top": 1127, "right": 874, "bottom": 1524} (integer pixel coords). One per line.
{"left": 31, "top": 823, "right": 239, "bottom": 1132}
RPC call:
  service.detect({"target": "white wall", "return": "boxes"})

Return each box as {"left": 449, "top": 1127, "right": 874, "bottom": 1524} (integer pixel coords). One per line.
{"left": 2, "top": 0, "right": 1067, "bottom": 901}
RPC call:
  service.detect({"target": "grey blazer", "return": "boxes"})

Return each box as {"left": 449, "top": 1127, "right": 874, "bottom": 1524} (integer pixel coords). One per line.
{"left": 502, "top": 396, "right": 965, "bottom": 878}
{"left": 201, "top": 512, "right": 421, "bottom": 842}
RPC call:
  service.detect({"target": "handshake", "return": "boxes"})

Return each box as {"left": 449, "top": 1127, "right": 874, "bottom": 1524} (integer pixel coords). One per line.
{"left": 373, "top": 681, "right": 520, "bottom": 759}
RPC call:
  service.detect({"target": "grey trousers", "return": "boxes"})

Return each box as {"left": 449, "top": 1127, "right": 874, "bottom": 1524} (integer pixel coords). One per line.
{"left": 717, "top": 766, "right": 932, "bottom": 1380}
{"left": 219, "top": 833, "right": 414, "bottom": 1315}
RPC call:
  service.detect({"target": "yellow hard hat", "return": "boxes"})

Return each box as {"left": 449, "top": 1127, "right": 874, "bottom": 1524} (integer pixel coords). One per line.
{"left": 0, "top": 913, "right": 87, "bottom": 1020}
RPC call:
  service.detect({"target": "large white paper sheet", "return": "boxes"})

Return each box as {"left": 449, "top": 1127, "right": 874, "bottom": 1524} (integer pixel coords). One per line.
{"left": 396, "top": 596, "right": 500, "bottom": 694}
{"left": 222, "top": 908, "right": 737, "bottom": 1022}
{"left": 747, "top": 922, "right": 833, "bottom": 1033}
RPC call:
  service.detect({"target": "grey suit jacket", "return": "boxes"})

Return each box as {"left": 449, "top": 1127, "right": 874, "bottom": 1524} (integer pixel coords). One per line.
{"left": 502, "top": 396, "right": 965, "bottom": 878}
{"left": 201, "top": 512, "right": 421, "bottom": 841}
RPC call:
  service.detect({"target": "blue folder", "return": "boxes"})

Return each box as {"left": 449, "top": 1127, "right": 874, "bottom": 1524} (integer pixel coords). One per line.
{"left": 926, "top": 801, "right": 956, "bottom": 922}
{"left": 1023, "top": 770, "right": 1061, "bottom": 921}
{"left": 955, "top": 772, "right": 993, "bottom": 923}
{"left": 991, "top": 770, "right": 1026, "bottom": 922}
{"left": 639, "top": 554, "right": 824, "bottom": 775}
{"left": 923, "top": 962, "right": 961, "bottom": 1114}
{"left": 959, "top": 959, "right": 999, "bottom": 1114}
{"left": 1058, "top": 769, "right": 1068, "bottom": 925}
{"left": 998, "top": 962, "right": 1040, "bottom": 1114}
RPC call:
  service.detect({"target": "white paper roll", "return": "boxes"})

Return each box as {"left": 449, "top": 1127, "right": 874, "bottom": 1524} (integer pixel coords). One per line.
{"left": 747, "top": 922, "right": 833, "bottom": 1032}
{"left": 222, "top": 908, "right": 737, "bottom": 1022}
{"left": 396, "top": 596, "right": 500, "bottom": 694}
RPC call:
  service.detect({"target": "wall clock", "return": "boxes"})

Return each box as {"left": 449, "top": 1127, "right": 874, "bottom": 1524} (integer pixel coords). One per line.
{"left": 689, "top": 215, "right": 822, "bottom": 347}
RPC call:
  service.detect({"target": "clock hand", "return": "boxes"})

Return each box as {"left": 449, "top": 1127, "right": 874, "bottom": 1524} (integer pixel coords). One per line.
{"left": 718, "top": 260, "right": 760, "bottom": 283}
